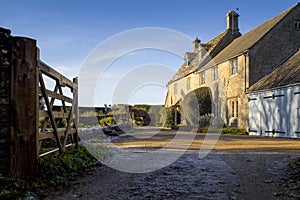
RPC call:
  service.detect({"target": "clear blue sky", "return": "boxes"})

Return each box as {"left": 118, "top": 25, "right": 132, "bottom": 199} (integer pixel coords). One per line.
{"left": 1, "top": 0, "right": 298, "bottom": 106}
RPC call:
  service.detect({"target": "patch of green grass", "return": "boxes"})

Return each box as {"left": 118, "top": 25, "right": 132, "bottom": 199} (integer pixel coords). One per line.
{"left": 0, "top": 177, "right": 26, "bottom": 200}
{"left": 35, "top": 145, "right": 98, "bottom": 189}
{"left": 221, "top": 127, "right": 248, "bottom": 135}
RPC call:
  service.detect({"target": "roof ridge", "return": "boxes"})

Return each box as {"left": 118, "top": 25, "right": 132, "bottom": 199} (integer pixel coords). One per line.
{"left": 245, "top": 3, "right": 297, "bottom": 48}
{"left": 206, "top": 3, "right": 299, "bottom": 67}
{"left": 205, "top": 29, "right": 229, "bottom": 44}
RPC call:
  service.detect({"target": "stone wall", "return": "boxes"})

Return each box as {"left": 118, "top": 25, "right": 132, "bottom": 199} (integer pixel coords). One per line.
{"left": 250, "top": 5, "right": 300, "bottom": 86}
{"left": 213, "top": 54, "right": 249, "bottom": 128}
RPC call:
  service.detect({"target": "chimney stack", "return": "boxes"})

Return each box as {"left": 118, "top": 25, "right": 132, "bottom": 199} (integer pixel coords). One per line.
{"left": 193, "top": 37, "right": 201, "bottom": 52}
{"left": 226, "top": 10, "right": 239, "bottom": 34}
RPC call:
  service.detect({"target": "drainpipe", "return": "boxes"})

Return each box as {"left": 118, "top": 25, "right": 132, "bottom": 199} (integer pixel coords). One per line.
{"left": 243, "top": 50, "right": 249, "bottom": 93}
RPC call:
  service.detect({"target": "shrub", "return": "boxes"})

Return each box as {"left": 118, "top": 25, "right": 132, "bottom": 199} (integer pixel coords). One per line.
{"left": 161, "top": 107, "right": 176, "bottom": 128}
{"left": 36, "top": 145, "right": 97, "bottom": 189}
{"left": 182, "top": 87, "right": 212, "bottom": 126}
{"left": 221, "top": 127, "right": 248, "bottom": 135}
{"left": 57, "top": 118, "right": 67, "bottom": 128}
{"left": 132, "top": 104, "right": 151, "bottom": 112}
{"left": 0, "top": 177, "right": 26, "bottom": 199}
{"left": 148, "top": 105, "right": 165, "bottom": 126}
{"left": 131, "top": 109, "right": 151, "bottom": 126}
{"left": 199, "top": 115, "right": 211, "bottom": 127}
{"left": 99, "top": 117, "right": 116, "bottom": 127}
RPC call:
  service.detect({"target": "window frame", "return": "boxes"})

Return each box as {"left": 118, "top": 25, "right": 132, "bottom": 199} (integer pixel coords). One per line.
{"left": 174, "top": 83, "right": 177, "bottom": 94}
{"left": 230, "top": 58, "right": 238, "bottom": 76}
{"left": 212, "top": 66, "right": 218, "bottom": 81}
{"left": 187, "top": 77, "right": 191, "bottom": 90}
{"left": 295, "top": 20, "right": 300, "bottom": 30}
{"left": 236, "top": 100, "right": 239, "bottom": 118}
{"left": 235, "top": 58, "right": 239, "bottom": 74}
{"left": 199, "top": 71, "right": 205, "bottom": 85}
{"left": 231, "top": 99, "right": 239, "bottom": 118}
{"left": 231, "top": 101, "right": 235, "bottom": 117}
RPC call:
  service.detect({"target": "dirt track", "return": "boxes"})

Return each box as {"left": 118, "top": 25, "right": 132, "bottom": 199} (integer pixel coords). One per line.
{"left": 46, "top": 128, "right": 300, "bottom": 200}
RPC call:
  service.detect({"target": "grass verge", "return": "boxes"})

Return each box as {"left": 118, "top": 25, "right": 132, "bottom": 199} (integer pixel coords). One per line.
{"left": 35, "top": 145, "right": 98, "bottom": 190}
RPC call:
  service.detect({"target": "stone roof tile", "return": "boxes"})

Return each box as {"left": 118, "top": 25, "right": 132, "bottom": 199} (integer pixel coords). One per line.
{"left": 248, "top": 49, "right": 300, "bottom": 92}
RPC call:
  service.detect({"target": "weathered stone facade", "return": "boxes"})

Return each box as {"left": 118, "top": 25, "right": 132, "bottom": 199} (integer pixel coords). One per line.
{"left": 248, "top": 49, "right": 300, "bottom": 138}
{"left": 166, "top": 3, "right": 300, "bottom": 130}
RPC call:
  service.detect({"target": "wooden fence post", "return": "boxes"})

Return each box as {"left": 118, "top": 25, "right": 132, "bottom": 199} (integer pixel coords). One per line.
{"left": 73, "top": 77, "right": 79, "bottom": 147}
{"left": 11, "top": 37, "right": 38, "bottom": 178}
{"left": 0, "top": 27, "right": 12, "bottom": 176}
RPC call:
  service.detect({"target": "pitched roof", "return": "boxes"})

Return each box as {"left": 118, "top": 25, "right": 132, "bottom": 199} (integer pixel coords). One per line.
{"left": 204, "top": 3, "right": 298, "bottom": 68}
{"left": 204, "top": 29, "right": 241, "bottom": 57}
{"left": 169, "top": 29, "right": 240, "bottom": 83}
{"left": 248, "top": 49, "right": 300, "bottom": 92}
{"left": 203, "top": 30, "right": 229, "bottom": 53}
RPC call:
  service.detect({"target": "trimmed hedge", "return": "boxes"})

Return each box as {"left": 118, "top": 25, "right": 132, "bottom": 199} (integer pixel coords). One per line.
{"left": 221, "top": 127, "right": 248, "bottom": 135}
{"left": 182, "top": 87, "right": 212, "bottom": 126}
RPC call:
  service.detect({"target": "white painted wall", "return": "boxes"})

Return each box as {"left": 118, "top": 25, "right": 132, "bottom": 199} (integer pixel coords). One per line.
{"left": 248, "top": 85, "right": 300, "bottom": 138}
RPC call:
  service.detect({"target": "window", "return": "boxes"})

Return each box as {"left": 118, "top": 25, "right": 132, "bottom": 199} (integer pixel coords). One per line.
{"left": 231, "top": 99, "right": 239, "bottom": 118}
{"left": 174, "top": 83, "right": 177, "bottom": 94}
{"left": 230, "top": 61, "right": 234, "bottom": 75}
{"left": 231, "top": 101, "right": 235, "bottom": 117}
{"left": 187, "top": 77, "right": 191, "bottom": 90}
{"left": 230, "top": 58, "right": 238, "bottom": 75}
{"left": 212, "top": 66, "right": 218, "bottom": 81}
{"left": 295, "top": 20, "right": 300, "bottom": 30}
{"left": 236, "top": 100, "right": 239, "bottom": 117}
{"left": 199, "top": 71, "right": 205, "bottom": 85}
{"left": 185, "top": 58, "right": 189, "bottom": 67}
{"left": 235, "top": 59, "right": 239, "bottom": 74}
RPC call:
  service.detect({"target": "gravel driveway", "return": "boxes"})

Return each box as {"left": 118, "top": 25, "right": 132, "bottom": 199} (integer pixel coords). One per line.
{"left": 46, "top": 128, "right": 300, "bottom": 200}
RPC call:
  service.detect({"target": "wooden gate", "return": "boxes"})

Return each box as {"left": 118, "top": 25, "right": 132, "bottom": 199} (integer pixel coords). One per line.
{"left": 0, "top": 27, "right": 78, "bottom": 178}
{"left": 38, "top": 60, "right": 78, "bottom": 156}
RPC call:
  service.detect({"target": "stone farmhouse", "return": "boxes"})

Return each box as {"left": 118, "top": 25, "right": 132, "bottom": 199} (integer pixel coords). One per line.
{"left": 165, "top": 3, "right": 300, "bottom": 130}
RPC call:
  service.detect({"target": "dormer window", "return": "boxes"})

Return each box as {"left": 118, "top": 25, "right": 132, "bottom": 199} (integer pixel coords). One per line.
{"left": 186, "top": 58, "right": 189, "bottom": 67}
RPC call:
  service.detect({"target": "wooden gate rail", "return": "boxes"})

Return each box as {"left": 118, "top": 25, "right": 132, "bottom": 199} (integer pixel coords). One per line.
{"left": 37, "top": 60, "right": 78, "bottom": 156}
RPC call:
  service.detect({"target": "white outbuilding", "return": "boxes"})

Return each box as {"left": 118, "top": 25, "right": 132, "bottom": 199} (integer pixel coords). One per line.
{"left": 248, "top": 49, "right": 300, "bottom": 138}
